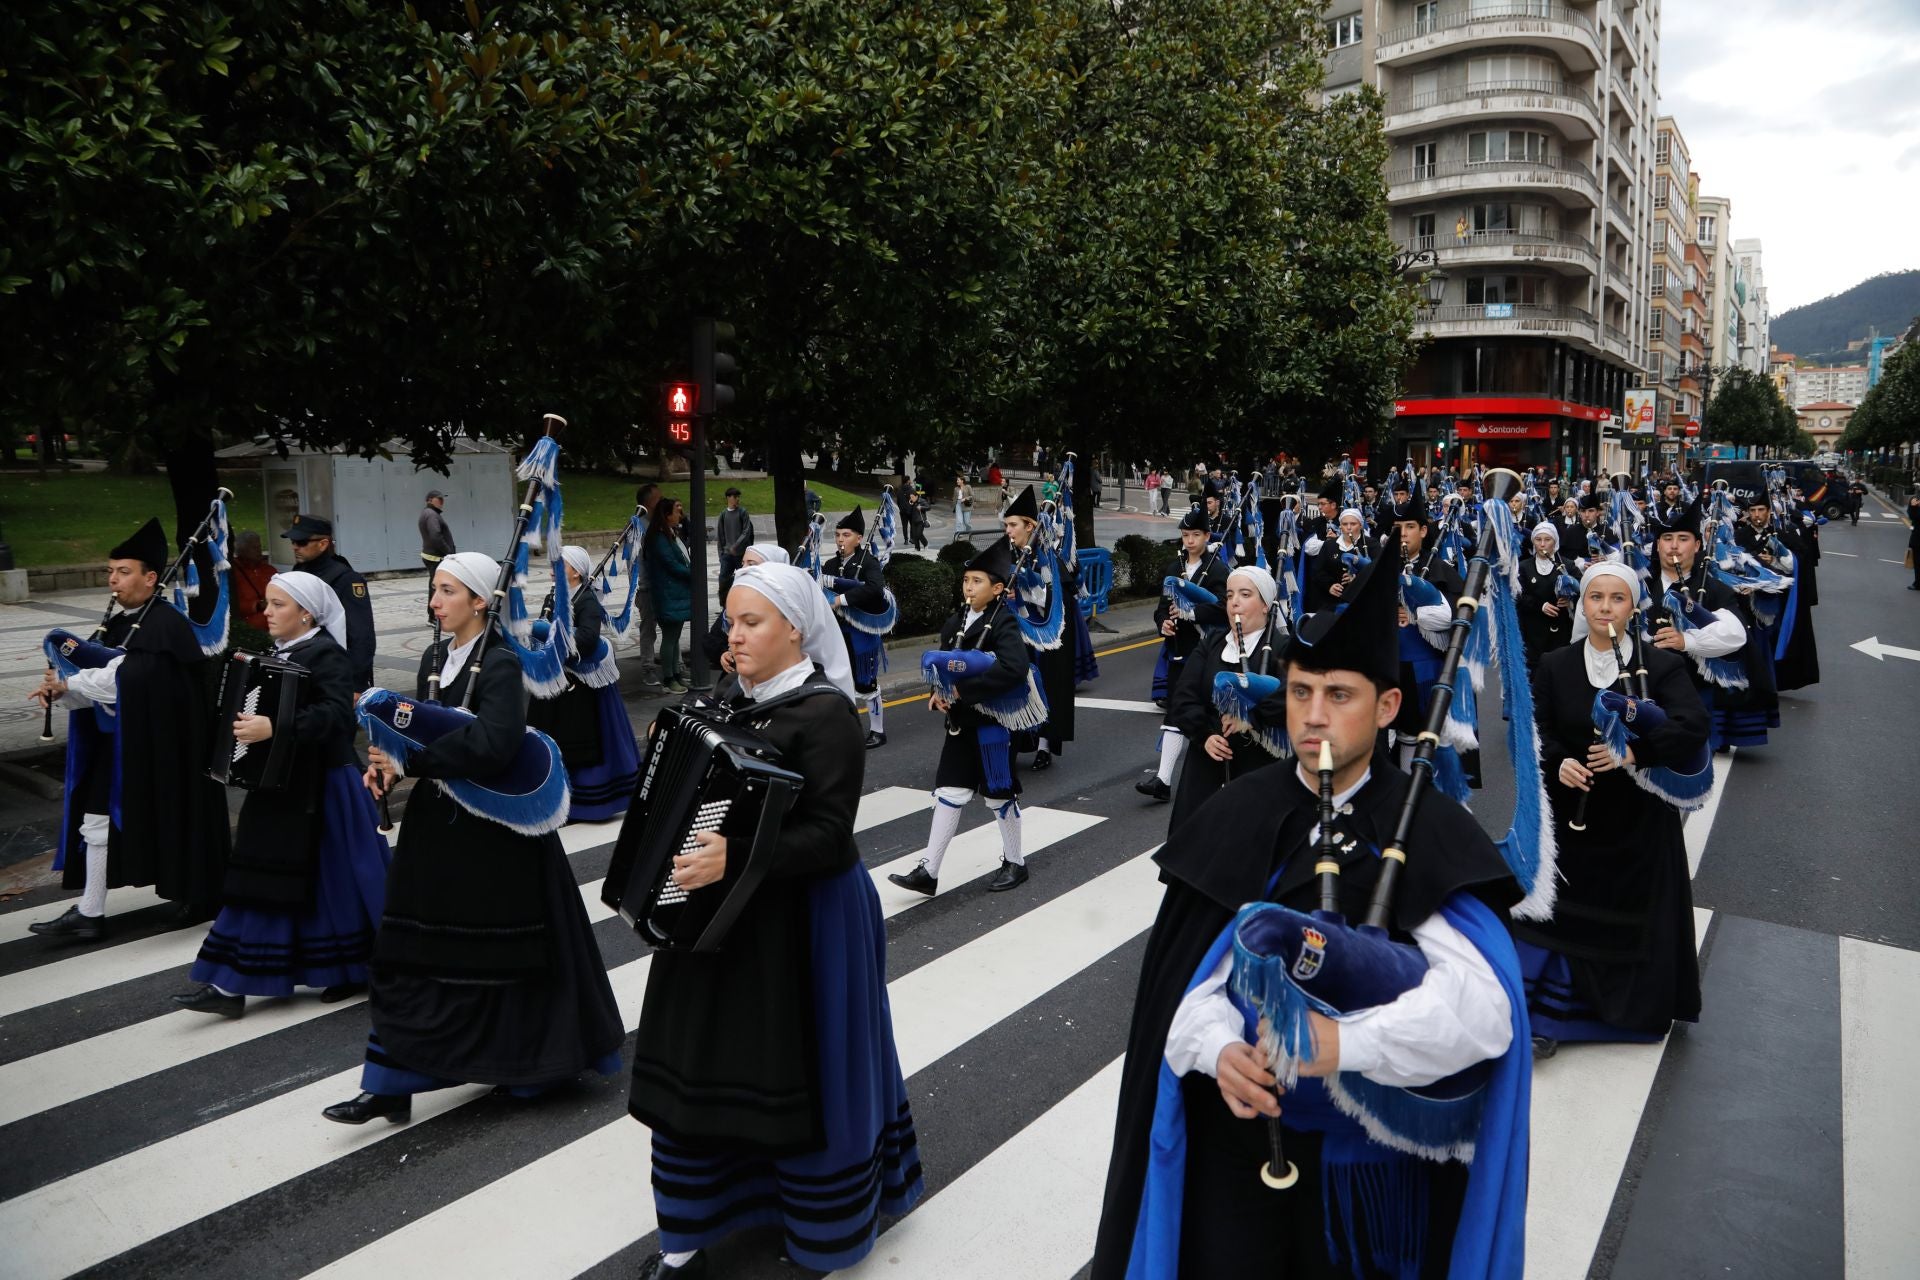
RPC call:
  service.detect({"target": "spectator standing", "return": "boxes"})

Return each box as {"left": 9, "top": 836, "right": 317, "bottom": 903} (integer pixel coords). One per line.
{"left": 631, "top": 481, "right": 662, "bottom": 686}
{"left": 643, "top": 496, "right": 693, "bottom": 692}
{"left": 418, "top": 489, "right": 456, "bottom": 624}
{"left": 955, "top": 474, "right": 975, "bottom": 537}
{"left": 230, "top": 530, "right": 276, "bottom": 633}
{"left": 715, "top": 486, "right": 755, "bottom": 604}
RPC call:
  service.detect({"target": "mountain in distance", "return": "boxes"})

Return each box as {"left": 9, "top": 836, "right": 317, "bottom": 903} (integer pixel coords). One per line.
{"left": 1770, "top": 269, "right": 1920, "bottom": 365}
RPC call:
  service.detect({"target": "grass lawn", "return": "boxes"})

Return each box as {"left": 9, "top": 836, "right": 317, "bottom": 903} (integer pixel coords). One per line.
{"left": 0, "top": 467, "right": 874, "bottom": 566}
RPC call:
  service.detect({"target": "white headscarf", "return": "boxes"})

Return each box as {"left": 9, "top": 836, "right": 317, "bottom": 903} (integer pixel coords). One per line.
{"left": 729, "top": 563, "right": 855, "bottom": 699}
{"left": 1339, "top": 508, "right": 1364, "bottom": 526}
{"left": 268, "top": 570, "right": 347, "bottom": 650}
{"left": 743, "top": 543, "right": 790, "bottom": 567}
{"left": 560, "top": 545, "right": 592, "bottom": 584}
{"left": 1530, "top": 521, "right": 1560, "bottom": 553}
{"left": 437, "top": 551, "right": 499, "bottom": 605}
{"left": 1570, "top": 561, "right": 1642, "bottom": 642}
{"left": 1227, "top": 565, "right": 1279, "bottom": 607}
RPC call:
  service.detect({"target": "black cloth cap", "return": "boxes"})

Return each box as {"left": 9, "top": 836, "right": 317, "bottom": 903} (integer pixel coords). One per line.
{"left": 1004, "top": 484, "right": 1039, "bottom": 522}
{"left": 1390, "top": 474, "right": 1412, "bottom": 493}
{"left": 1285, "top": 536, "right": 1402, "bottom": 690}
{"left": 1318, "top": 477, "right": 1346, "bottom": 503}
{"left": 1177, "top": 508, "right": 1209, "bottom": 532}
{"left": 1645, "top": 498, "right": 1703, "bottom": 538}
{"left": 282, "top": 513, "right": 333, "bottom": 541}
{"left": 1387, "top": 491, "right": 1429, "bottom": 526}
{"left": 1734, "top": 487, "right": 1767, "bottom": 508}
{"left": 1578, "top": 493, "right": 1605, "bottom": 511}
{"left": 964, "top": 535, "right": 1016, "bottom": 584}
{"left": 110, "top": 517, "right": 169, "bottom": 573}
{"left": 837, "top": 505, "right": 865, "bottom": 534}
{"left": 1202, "top": 479, "right": 1223, "bottom": 501}
{"left": 425, "top": 489, "right": 446, "bottom": 500}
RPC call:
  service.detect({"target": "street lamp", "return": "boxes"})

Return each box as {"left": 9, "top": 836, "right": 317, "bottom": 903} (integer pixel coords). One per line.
{"left": 1391, "top": 247, "right": 1447, "bottom": 308}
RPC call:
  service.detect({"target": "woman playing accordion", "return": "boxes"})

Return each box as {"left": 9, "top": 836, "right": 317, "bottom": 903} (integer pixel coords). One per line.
{"left": 628, "top": 562, "right": 922, "bottom": 1278}
{"left": 1517, "top": 561, "right": 1710, "bottom": 1055}
{"left": 323, "top": 551, "right": 624, "bottom": 1125}
{"left": 172, "top": 572, "right": 391, "bottom": 1017}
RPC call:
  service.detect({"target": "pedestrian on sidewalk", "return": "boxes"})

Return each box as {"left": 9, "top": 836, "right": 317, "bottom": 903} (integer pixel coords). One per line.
{"left": 230, "top": 530, "right": 275, "bottom": 633}
{"left": 418, "top": 489, "right": 455, "bottom": 624}
{"left": 644, "top": 496, "right": 693, "bottom": 692}
{"left": 632, "top": 481, "right": 661, "bottom": 684}
{"left": 715, "top": 487, "right": 754, "bottom": 605}
{"left": 1907, "top": 493, "right": 1920, "bottom": 590}
{"left": 954, "top": 473, "right": 974, "bottom": 537}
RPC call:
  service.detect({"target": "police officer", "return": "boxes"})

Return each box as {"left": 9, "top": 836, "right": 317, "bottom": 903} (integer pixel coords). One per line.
{"left": 282, "top": 514, "right": 375, "bottom": 689}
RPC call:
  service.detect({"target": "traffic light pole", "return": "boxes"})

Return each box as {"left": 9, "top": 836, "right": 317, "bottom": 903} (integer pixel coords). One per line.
{"left": 687, "top": 431, "right": 712, "bottom": 693}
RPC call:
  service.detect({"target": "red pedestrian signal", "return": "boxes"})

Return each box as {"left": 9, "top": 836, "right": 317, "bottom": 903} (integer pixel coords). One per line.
{"left": 666, "top": 382, "right": 697, "bottom": 416}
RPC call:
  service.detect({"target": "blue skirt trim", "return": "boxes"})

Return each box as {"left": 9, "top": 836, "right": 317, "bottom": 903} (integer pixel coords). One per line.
{"left": 651, "top": 863, "right": 923, "bottom": 1270}
{"left": 191, "top": 768, "right": 390, "bottom": 997}
{"left": 568, "top": 683, "right": 641, "bottom": 823}
{"left": 1516, "top": 942, "right": 1663, "bottom": 1044}
{"left": 360, "top": 1030, "right": 623, "bottom": 1097}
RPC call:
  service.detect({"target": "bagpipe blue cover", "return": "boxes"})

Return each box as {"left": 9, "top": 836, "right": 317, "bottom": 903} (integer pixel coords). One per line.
{"left": 356, "top": 687, "right": 570, "bottom": 836}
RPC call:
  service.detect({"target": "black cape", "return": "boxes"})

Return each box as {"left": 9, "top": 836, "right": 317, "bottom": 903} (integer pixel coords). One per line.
{"left": 527, "top": 586, "right": 608, "bottom": 768}
{"left": 1165, "top": 621, "right": 1286, "bottom": 831}
{"left": 60, "top": 600, "right": 231, "bottom": 905}
{"left": 1090, "top": 762, "right": 1521, "bottom": 1277}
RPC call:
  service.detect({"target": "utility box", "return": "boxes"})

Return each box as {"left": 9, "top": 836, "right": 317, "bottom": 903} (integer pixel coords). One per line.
{"left": 216, "top": 439, "right": 516, "bottom": 572}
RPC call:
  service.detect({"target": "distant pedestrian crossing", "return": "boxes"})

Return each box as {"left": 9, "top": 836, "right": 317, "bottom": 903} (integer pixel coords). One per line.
{"left": 1, "top": 778, "right": 1915, "bottom": 1279}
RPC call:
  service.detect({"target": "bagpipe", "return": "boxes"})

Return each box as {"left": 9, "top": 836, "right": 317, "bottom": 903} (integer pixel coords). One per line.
{"left": 38, "top": 489, "right": 235, "bottom": 743}
{"left": 1209, "top": 616, "right": 1288, "bottom": 760}
{"left": 824, "top": 486, "right": 901, "bottom": 638}
{"left": 595, "top": 493, "right": 651, "bottom": 645}
{"left": 355, "top": 415, "right": 573, "bottom": 836}
{"left": 919, "top": 609, "right": 1050, "bottom": 732}
{"left": 1227, "top": 469, "right": 1554, "bottom": 1177}
{"left": 1591, "top": 619, "right": 1716, "bottom": 810}
{"left": 206, "top": 650, "right": 308, "bottom": 792}
{"left": 497, "top": 418, "right": 574, "bottom": 699}
{"left": 601, "top": 699, "right": 804, "bottom": 952}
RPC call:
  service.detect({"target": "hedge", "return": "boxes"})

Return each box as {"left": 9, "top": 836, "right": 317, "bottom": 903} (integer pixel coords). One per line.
{"left": 1113, "top": 534, "right": 1177, "bottom": 598}
{"left": 886, "top": 556, "right": 959, "bottom": 637}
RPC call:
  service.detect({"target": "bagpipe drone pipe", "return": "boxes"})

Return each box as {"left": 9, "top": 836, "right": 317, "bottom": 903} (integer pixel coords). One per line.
{"left": 1226, "top": 469, "right": 1555, "bottom": 1168}
{"left": 601, "top": 700, "right": 804, "bottom": 953}
{"left": 596, "top": 495, "right": 650, "bottom": 643}
{"left": 1210, "top": 619, "right": 1288, "bottom": 760}
{"left": 497, "top": 417, "right": 575, "bottom": 699}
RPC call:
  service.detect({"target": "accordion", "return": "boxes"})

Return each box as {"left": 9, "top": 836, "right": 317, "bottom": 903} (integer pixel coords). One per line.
{"left": 602, "top": 701, "right": 804, "bottom": 952}
{"left": 207, "top": 651, "right": 308, "bottom": 791}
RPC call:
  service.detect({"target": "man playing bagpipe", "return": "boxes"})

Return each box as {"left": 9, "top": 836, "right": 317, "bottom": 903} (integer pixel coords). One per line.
{"left": 1202, "top": 481, "right": 1239, "bottom": 566}
{"left": 1139, "top": 510, "right": 1231, "bottom": 802}
{"left": 28, "top": 518, "right": 232, "bottom": 940}
{"left": 1091, "top": 536, "right": 1530, "bottom": 1279}
{"left": 822, "top": 505, "right": 892, "bottom": 750}
{"left": 888, "top": 537, "right": 1039, "bottom": 897}
{"left": 1571, "top": 493, "right": 1608, "bottom": 569}
{"left": 1002, "top": 484, "right": 1077, "bottom": 771}
{"left": 1387, "top": 487, "right": 1484, "bottom": 796}
{"left": 1642, "top": 496, "right": 1770, "bottom": 750}
{"left": 1300, "top": 479, "right": 1343, "bottom": 555}
{"left": 1733, "top": 489, "right": 1820, "bottom": 692}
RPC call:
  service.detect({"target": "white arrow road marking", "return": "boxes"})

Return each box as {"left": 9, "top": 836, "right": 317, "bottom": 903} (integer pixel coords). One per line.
{"left": 1850, "top": 637, "right": 1920, "bottom": 663}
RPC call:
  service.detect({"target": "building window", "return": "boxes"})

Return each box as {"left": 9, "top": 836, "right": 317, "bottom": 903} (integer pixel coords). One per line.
{"left": 1414, "top": 1, "right": 1439, "bottom": 33}
{"left": 1467, "top": 54, "right": 1557, "bottom": 89}
{"left": 1649, "top": 352, "right": 1664, "bottom": 381}
{"left": 1330, "top": 14, "right": 1362, "bottom": 47}
{"left": 1467, "top": 129, "right": 1552, "bottom": 165}
{"left": 1650, "top": 311, "right": 1664, "bottom": 340}
{"left": 1473, "top": 203, "right": 1513, "bottom": 234}
{"left": 1411, "top": 213, "right": 1436, "bottom": 248}
{"left": 1653, "top": 175, "right": 1668, "bottom": 209}
{"left": 1651, "top": 264, "right": 1666, "bottom": 292}
{"left": 1655, "top": 132, "right": 1671, "bottom": 165}
{"left": 1697, "top": 214, "right": 1716, "bottom": 244}
{"left": 1465, "top": 274, "right": 1543, "bottom": 305}
{"left": 1411, "top": 141, "right": 1437, "bottom": 179}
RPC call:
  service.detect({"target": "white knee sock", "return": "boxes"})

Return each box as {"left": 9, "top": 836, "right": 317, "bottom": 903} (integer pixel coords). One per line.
{"left": 868, "top": 694, "right": 886, "bottom": 735}
{"left": 1037, "top": 736, "right": 1053, "bottom": 754}
{"left": 922, "top": 793, "right": 968, "bottom": 877}
{"left": 993, "top": 798, "right": 1024, "bottom": 865}
{"left": 79, "top": 812, "right": 111, "bottom": 918}
{"left": 1156, "top": 730, "right": 1188, "bottom": 785}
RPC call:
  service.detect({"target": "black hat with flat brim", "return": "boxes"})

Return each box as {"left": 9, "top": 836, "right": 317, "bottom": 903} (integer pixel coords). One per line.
{"left": 282, "top": 513, "right": 333, "bottom": 541}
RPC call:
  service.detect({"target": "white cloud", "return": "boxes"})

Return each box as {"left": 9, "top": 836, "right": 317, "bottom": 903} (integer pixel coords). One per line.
{"left": 1659, "top": 0, "right": 1920, "bottom": 312}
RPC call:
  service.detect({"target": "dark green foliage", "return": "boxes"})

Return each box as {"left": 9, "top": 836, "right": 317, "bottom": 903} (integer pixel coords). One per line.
{"left": 1704, "top": 366, "right": 1797, "bottom": 452}
{"left": 1113, "top": 534, "right": 1177, "bottom": 598}
{"left": 937, "top": 541, "right": 980, "bottom": 569}
{"left": 886, "top": 556, "right": 958, "bottom": 637}
{"left": 1841, "top": 344, "right": 1920, "bottom": 455}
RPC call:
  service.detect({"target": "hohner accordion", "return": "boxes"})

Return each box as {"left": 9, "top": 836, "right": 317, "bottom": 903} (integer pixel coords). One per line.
{"left": 602, "top": 701, "right": 804, "bottom": 952}
{"left": 207, "top": 651, "right": 309, "bottom": 791}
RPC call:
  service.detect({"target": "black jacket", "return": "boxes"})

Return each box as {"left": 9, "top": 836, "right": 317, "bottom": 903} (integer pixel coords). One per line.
{"left": 822, "top": 548, "right": 887, "bottom": 613}
{"left": 1166, "top": 620, "right": 1287, "bottom": 831}
{"left": 1151, "top": 553, "right": 1230, "bottom": 667}
{"left": 303, "top": 550, "right": 376, "bottom": 689}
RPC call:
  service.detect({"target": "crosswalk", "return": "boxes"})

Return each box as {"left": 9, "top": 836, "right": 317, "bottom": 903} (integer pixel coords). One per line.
{"left": 1, "top": 776, "right": 1915, "bottom": 1279}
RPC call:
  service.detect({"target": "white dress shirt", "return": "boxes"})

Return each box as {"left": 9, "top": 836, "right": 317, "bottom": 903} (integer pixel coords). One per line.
{"left": 1657, "top": 569, "right": 1746, "bottom": 660}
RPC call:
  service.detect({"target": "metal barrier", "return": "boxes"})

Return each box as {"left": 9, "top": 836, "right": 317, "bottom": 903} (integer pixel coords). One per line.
{"left": 1077, "top": 547, "right": 1113, "bottom": 620}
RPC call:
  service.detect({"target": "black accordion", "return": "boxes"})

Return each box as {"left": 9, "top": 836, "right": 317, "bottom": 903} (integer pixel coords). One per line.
{"left": 207, "top": 651, "right": 309, "bottom": 791}
{"left": 602, "top": 701, "right": 804, "bottom": 953}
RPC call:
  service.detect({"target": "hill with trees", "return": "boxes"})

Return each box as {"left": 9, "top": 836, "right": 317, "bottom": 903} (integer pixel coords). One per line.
{"left": 1771, "top": 269, "right": 1920, "bottom": 363}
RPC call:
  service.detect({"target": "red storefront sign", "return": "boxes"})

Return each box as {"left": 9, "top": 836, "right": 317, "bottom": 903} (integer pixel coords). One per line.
{"left": 1396, "top": 396, "right": 1609, "bottom": 422}
{"left": 1454, "top": 418, "right": 1552, "bottom": 440}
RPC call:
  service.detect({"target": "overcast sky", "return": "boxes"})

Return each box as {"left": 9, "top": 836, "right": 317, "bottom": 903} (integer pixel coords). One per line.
{"left": 1660, "top": 0, "right": 1920, "bottom": 315}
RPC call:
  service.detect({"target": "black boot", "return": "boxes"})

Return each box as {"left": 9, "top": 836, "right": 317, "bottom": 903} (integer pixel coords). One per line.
{"left": 320, "top": 981, "right": 368, "bottom": 1003}
{"left": 322, "top": 1092, "right": 413, "bottom": 1125}
{"left": 1531, "top": 1035, "right": 1559, "bottom": 1061}
{"left": 28, "top": 906, "right": 107, "bottom": 943}
{"left": 1031, "top": 750, "right": 1052, "bottom": 772}
{"left": 171, "top": 985, "right": 244, "bottom": 1019}
{"left": 637, "top": 1251, "right": 709, "bottom": 1279}
{"left": 887, "top": 862, "right": 938, "bottom": 896}
{"left": 864, "top": 731, "right": 888, "bottom": 750}
{"left": 1134, "top": 776, "right": 1171, "bottom": 803}
{"left": 987, "top": 860, "right": 1029, "bottom": 892}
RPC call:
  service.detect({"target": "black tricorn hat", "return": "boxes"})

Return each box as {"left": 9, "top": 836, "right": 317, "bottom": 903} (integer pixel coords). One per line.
{"left": 1178, "top": 507, "right": 1209, "bottom": 532}
{"left": 1004, "top": 484, "right": 1039, "bottom": 522}
{"left": 837, "top": 505, "right": 865, "bottom": 535}
{"left": 1318, "top": 477, "right": 1346, "bottom": 504}
{"left": 1645, "top": 497, "right": 1703, "bottom": 538}
{"left": 109, "top": 517, "right": 168, "bottom": 574}
{"left": 1578, "top": 493, "right": 1605, "bottom": 511}
{"left": 1387, "top": 490, "right": 1429, "bottom": 526}
{"left": 964, "top": 534, "right": 1016, "bottom": 584}
{"left": 1285, "top": 535, "right": 1402, "bottom": 691}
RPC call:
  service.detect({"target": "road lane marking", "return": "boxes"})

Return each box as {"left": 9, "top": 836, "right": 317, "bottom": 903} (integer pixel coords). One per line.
{"left": 1840, "top": 937, "right": 1920, "bottom": 1280}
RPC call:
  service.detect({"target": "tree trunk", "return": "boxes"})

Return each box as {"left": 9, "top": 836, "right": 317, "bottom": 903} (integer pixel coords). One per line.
{"left": 767, "top": 401, "right": 810, "bottom": 556}
{"left": 158, "top": 428, "right": 223, "bottom": 626}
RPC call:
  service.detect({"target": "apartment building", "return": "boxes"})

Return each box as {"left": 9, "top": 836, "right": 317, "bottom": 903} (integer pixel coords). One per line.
{"left": 1696, "top": 195, "right": 1739, "bottom": 377}
{"left": 1326, "top": 0, "right": 1659, "bottom": 473}
{"left": 1652, "top": 116, "right": 1705, "bottom": 450}
{"left": 1792, "top": 365, "right": 1870, "bottom": 407}
{"left": 1732, "top": 239, "right": 1769, "bottom": 373}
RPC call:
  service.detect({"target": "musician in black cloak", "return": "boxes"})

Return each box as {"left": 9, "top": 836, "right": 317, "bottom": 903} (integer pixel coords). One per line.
{"left": 889, "top": 536, "right": 1034, "bottom": 896}
{"left": 173, "top": 571, "right": 390, "bottom": 1016}
{"left": 1003, "top": 484, "right": 1077, "bottom": 770}
{"left": 1388, "top": 489, "right": 1481, "bottom": 794}
{"left": 1515, "top": 521, "right": 1577, "bottom": 672}
{"left": 1516, "top": 561, "right": 1708, "bottom": 1053}
{"left": 630, "top": 562, "right": 921, "bottom": 1278}
{"left": 324, "top": 551, "right": 623, "bottom": 1125}
{"left": 821, "top": 506, "right": 892, "bottom": 749}
{"left": 1165, "top": 565, "right": 1288, "bottom": 831}
{"left": 1306, "top": 506, "right": 1369, "bottom": 615}
{"left": 1140, "top": 509, "right": 1231, "bottom": 801}
{"left": 525, "top": 545, "right": 642, "bottom": 822}
{"left": 29, "top": 517, "right": 231, "bottom": 941}
{"left": 1642, "top": 497, "right": 1769, "bottom": 749}
{"left": 1732, "top": 493, "right": 1820, "bottom": 691}
{"left": 1091, "top": 539, "right": 1530, "bottom": 1280}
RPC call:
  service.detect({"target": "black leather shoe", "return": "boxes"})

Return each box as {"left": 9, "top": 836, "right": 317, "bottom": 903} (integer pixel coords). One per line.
{"left": 320, "top": 981, "right": 367, "bottom": 1003}
{"left": 1031, "top": 750, "right": 1052, "bottom": 772}
{"left": 864, "top": 731, "right": 888, "bottom": 750}
{"left": 1531, "top": 1035, "right": 1559, "bottom": 1061}
{"left": 171, "top": 985, "right": 244, "bottom": 1018}
{"left": 28, "top": 906, "right": 106, "bottom": 943}
{"left": 637, "top": 1251, "right": 708, "bottom": 1279}
{"left": 322, "top": 1092, "right": 412, "bottom": 1125}
{"left": 986, "top": 860, "right": 1029, "bottom": 892}
{"left": 167, "top": 901, "right": 216, "bottom": 926}
{"left": 1135, "top": 776, "right": 1171, "bottom": 803}
{"left": 887, "top": 862, "right": 938, "bottom": 896}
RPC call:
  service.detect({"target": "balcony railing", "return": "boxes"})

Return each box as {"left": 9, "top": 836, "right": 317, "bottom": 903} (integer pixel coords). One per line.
{"left": 1649, "top": 279, "right": 1682, "bottom": 306}
{"left": 1379, "top": 2, "right": 1597, "bottom": 47}
{"left": 1607, "top": 194, "right": 1633, "bottom": 224}
{"left": 1610, "top": 71, "right": 1635, "bottom": 106}
{"left": 1424, "top": 302, "right": 1596, "bottom": 327}
{"left": 1399, "top": 227, "right": 1596, "bottom": 256}
{"left": 1390, "top": 81, "right": 1599, "bottom": 117}
{"left": 1386, "top": 154, "right": 1597, "bottom": 188}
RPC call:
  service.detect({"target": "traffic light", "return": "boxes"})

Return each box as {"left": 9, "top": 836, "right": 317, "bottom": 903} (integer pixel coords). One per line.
{"left": 692, "top": 318, "right": 738, "bottom": 417}
{"left": 661, "top": 380, "right": 699, "bottom": 456}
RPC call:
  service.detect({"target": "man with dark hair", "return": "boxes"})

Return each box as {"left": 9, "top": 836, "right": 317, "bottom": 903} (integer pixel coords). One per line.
{"left": 716, "top": 486, "right": 754, "bottom": 604}
{"left": 282, "top": 514, "right": 375, "bottom": 690}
